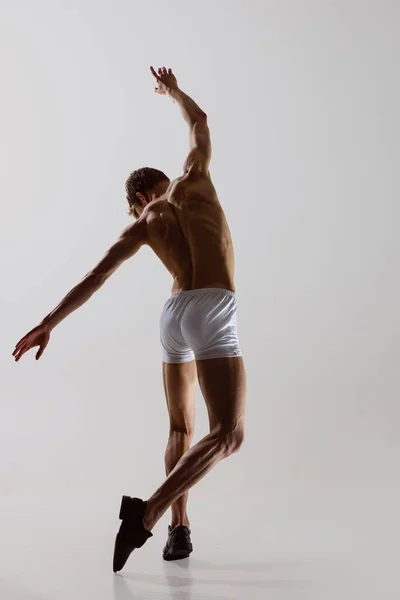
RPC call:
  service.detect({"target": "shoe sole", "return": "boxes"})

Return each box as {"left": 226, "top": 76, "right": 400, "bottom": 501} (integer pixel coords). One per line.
{"left": 163, "top": 548, "right": 192, "bottom": 561}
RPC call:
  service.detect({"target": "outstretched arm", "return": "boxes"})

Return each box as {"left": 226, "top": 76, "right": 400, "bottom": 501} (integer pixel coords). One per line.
{"left": 13, "top": 220, "right": 146, "bottom": 361}
{"left": 150, "top": 66, "right": 211, "bottom": 175}
{"left": 42, "top": 221, "right": 146, "bottom": 329}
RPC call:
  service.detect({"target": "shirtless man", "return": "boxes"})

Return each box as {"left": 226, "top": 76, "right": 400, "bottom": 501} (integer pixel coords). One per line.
{"left": 13, "top": 66, "right": 246, "bottom": 572}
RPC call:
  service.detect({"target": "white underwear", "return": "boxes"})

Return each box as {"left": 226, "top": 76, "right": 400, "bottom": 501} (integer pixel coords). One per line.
{"left": 160, "top": 288, "right": 242, "bottom": 363}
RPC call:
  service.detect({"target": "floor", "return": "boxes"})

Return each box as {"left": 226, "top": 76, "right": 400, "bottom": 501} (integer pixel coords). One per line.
{"left": 1, "top": 480, "right": 399, "bottom": 600}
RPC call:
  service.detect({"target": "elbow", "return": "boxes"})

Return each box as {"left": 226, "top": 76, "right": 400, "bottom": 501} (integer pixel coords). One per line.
{"left": 192, "top": 111, "right": 207, "bottom": 127}
{"left": 86, "top": 270, "right": 107, "bottom": 289}
{"left": 198, "top": 110, "right": 207, "bottom": 122}
{"left": 192, "top": 114, "right": 209, "bottom": 134}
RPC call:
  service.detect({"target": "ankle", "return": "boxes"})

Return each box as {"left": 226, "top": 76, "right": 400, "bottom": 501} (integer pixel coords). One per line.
{"left": 143, "top": 502, "right": 156, "bottom": 532}
{"left": 171, "top": 517, "right": 190, "bottom": 529}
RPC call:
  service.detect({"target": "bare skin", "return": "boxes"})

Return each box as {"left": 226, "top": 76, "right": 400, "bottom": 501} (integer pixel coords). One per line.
{"left": 13, "top": 66, "right": 246, "bottom": 534}
{"left": 162, "top": 361, "right": 196, "bottom": 529}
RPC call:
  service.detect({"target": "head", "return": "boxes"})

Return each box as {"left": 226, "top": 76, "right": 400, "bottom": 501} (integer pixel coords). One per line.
{"left": 126, "top": 167, "right": 170, "bottom": 218}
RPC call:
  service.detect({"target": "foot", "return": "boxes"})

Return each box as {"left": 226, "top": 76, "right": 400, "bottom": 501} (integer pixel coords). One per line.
{"left": 113, "top": 496, "right": 153, "bottom": 573}
{"left": 162, "top": 525, "right": 193, "bottom": 561}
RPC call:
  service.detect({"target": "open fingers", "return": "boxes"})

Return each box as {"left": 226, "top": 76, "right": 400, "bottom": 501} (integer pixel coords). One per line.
{"left": 14, "top": 335, "right": 29, "bottom": 351}
{"left": 13, "top": 332, "right": 36, "bottom": 360}
{"left": 151, "top": 65, "right": 171, "bottom": 79}
{"left": 14, "top": 343, "right": 29, "bottom": 361}
{"left": 150, "top": 66, "right": 161, "bottom": 80}
{"left": 13, "top": 341, "right": 28, "bottom": 357}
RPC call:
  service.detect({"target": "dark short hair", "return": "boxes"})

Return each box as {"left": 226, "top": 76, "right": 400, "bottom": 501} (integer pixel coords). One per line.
{"left": 125, "top": 167, "right": 169, "bottom": 218}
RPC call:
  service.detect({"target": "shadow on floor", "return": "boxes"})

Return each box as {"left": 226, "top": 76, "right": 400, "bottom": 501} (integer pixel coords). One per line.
{"left": 113, "top": 574, "right": 231, "bottom": 600}
{"left": 113, "top": 559, "right": 315, "bottom": 600}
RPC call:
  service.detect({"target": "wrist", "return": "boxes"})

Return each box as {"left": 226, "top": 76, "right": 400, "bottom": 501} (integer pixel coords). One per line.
{"left": 167, "top": 86, "right": 181, "bottom": 100}
{"left": 41, "top": 315, "right": 56, "bottom": 331}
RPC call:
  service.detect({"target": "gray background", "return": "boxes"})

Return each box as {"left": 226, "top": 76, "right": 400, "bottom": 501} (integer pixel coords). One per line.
{"left": 1, "top": 1, "right": 399, "bottom": 598}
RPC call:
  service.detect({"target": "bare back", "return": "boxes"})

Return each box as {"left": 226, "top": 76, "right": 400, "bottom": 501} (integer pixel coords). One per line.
{"left": 142, "top": 172, "right": 235, "bottom": 294}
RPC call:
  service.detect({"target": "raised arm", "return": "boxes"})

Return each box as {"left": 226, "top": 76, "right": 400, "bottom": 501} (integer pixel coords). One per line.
{"left": 150, "top": 66, "right": 211, "bottom": 176}
{"left": 13, "top": 220, "right": 146, "bottom": 361}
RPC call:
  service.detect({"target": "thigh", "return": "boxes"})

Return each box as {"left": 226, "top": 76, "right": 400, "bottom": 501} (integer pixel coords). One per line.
{"left": 162, "top": 361, "right": 197, "bottom": 431}
{"left": 160, "top": 298, "right": 195, "bottom": 364}
{"left": 196, "top": 356, "right": 246, "bottom": 433}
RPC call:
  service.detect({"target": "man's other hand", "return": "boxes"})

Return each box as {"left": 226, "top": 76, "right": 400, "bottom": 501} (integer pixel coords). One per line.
{"left": 150, "top": 66, "right": 178, "bottom": 95}
{"left": 13, "top": 323, "right": 51, "bottom": 362}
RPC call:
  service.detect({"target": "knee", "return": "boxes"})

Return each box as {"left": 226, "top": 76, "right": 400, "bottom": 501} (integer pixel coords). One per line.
{"left": 216, "top": 426, "right": 245, "bottom": 457}
{"left": 169, "top": 423, "right": 194, "bottom": 441}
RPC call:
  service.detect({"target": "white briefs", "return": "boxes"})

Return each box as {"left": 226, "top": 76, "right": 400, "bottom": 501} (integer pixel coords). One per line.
{"left": 160, "top": 288, "right": 242, "bottom": 364}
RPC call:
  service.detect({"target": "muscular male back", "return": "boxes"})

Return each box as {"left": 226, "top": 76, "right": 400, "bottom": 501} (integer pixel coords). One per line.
{"left": 142, "top": 172, "right": 235, "bottom": 294}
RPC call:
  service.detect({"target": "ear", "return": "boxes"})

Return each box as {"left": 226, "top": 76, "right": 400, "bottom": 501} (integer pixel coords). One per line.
{"left": 136, "top": 192, "right": 148, "bottom": 206}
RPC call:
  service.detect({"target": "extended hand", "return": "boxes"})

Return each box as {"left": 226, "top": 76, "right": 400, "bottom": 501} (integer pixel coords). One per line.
{"left": 13, "top": 323, "right": 51, "bottom": 362}
{"left": 150, "top": 66, "right": 178, "bottom": 95}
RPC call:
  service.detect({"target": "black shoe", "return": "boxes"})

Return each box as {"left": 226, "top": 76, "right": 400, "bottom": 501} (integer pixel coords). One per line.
{"left": 162, "top": 525, "right": 193, "bottom": 561}
{"left": 113, "top": 496, "right": 153, "bottom": 573}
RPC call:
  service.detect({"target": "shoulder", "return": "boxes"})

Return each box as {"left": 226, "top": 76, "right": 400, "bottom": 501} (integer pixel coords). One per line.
{"left": 180, "top": 171, "right": 216, "bottom": 198}
{"left": 170, "top": 171, "right": 213, "bottom": 195}
{"left": 121, "top": 216, "right": 149, "bottom": 244}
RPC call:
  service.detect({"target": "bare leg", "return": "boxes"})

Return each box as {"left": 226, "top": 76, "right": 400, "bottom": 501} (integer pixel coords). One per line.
{"left": 143, "top": 356, "right": 246, "bottom": 531}
{"left": 163, "top": 361, "right": 196, "bottom": 529}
